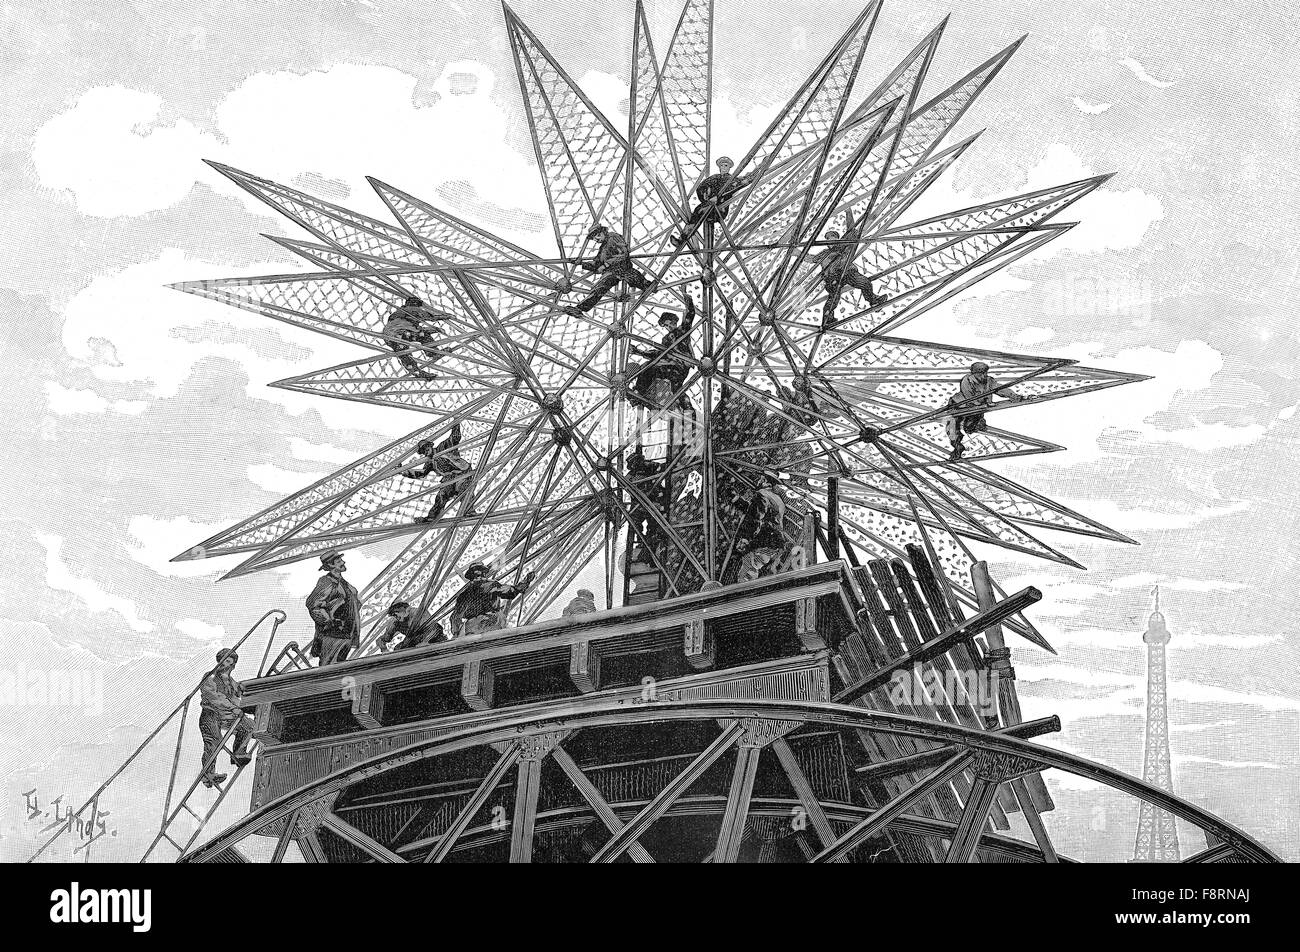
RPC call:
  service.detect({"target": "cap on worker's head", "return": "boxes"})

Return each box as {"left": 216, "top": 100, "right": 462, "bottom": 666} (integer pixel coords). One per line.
{"left": 716, "top": 156, "right": 734, "bottom": 168}
{"left": 404, "top": 295, "right": 424, "bottom": 307}
{"left": 825, "top": 230, "right": 841, "bottom": 241}
{"left": 658, "top": 310, "right": 679, "bottom": 325}
{"left": 319, "top": 550, "right": 345, "bottom": 570}
{"left": 416, "top": 438, "right": 435, "bottom": 455}
{"left": 587, "top": 223, "right": 608, "bottom": 238}
{"left": 793, "top": 374, "right": 812, "bottom": 392}
{"left": 215, "top": 648, "right": 239, "bottom": 664}
{"left": 463, "top": 561, "right": 491, "bottom": 580}
{"left": 387, "top": 601, "right": 411, "bottom": 616}
{"left": 576, "top": 589, "right": 594, "bottom": 599}
{"left": 971, "top": 361, "right": 990, "bottom": 374}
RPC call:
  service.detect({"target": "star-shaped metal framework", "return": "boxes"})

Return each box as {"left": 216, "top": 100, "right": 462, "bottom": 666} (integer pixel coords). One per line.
{"left": 172, "top": 0, "right": 1143, "bottom": 652}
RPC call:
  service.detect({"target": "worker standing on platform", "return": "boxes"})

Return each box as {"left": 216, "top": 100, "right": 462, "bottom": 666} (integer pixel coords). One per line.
{"left": 673, "top": 157, "right": 755, "bottom": 246}
{"left": 815, "top": 210, "right": 886, "bottom": 327}
{"left": 453, "top": 563, "right": 538, "bottom": 636}
{"left": 630, "top": 296, "right": 695, "bottom": 405}
{"left": 197, "top": 648, "right": 253, "bottom": 788}
{"left": 733, "top": 474, "right": 789, "bottom": 582}
{"left": 943, "top": 361, "right": 1025, "bottom": 461}
{"left": 384, "top": 295, "right": 448, "bottom": 380}
{"left": 565, "top": 224, "right": 654, "bottom": 314}
{"left": 306, "top": 550, "right": 362, "bottom": 665}
{"left": 377, "top": 601, "right": 445, "bottom": 651}
{"left": 403, "top": 422, "right": 476, "bottom": 523}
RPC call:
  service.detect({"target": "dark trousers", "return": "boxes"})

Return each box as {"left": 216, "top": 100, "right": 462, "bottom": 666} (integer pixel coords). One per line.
{"left": 634, "top": 361, "right": 689, "bottom": 401}
{"left": 575, "top": 269, "right": 653, "bottom": 312}
{"left": 680, "top": 201, "right": 735, "bottom": 239}
{"left": 199, "top": 707, "right": 253, "bottom": 774}
{"left": 389, "top": 331, "right": 439, "bottom": 380}
{"left": 317, "top": 635, "right": 353, "bottom": 666}
{"left": 822, "top": 268, "right": 883, "bottom": 324}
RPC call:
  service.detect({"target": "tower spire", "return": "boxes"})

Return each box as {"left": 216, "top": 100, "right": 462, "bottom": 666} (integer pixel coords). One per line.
{"left": 1131, "top": 586, "right": 1180, "bottom": 861}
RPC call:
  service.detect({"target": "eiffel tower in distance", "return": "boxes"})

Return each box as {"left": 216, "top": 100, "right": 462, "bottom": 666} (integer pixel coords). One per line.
{"left": 1131, "top": 586, "right": 1181, "bottom": 862}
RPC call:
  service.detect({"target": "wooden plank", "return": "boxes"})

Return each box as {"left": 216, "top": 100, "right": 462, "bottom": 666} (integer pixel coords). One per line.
{"left": 944, "top": 777, "right": 1001, "bottom": 863}
{"left": 568, "top": 640, "right": 602, "bottom": 694}
{"left": 714, "top": 745, "right": 763, "bottom": 863}
{"left": 351, "top": 681, "right": 384, "bottom": 730}
{"left": 869, "top": 560, "right": 922, "bottom": 651}
{"left": 814, "top": 752, "right": 976, "bottom": 863}
{"left": 509, "top": 757, "right": 544, "bottom": 863}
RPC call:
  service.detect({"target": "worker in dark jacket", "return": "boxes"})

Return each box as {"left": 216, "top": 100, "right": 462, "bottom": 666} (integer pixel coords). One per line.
{"left": 402, "top": 422, "right": 476, "bottom": 523}
{"left": 673, "top": 156, "right": 755, "bottom": 245}
{"left": 815, "top": 210, "right": 886, "bottom": 327}
{"left": 377, "top": 601, "right": 445, "bottom": 651}
{"left": 384, "top": 296, "right": 448, "bottom": 379}
{"left": 453, "top": 562, "right": 537, "bottom": 636}
{"left": 305, "top": 550, "right": 362, "bottom": 665}
{"left": 197, "top": 648, "right": 253, "bottom": 788}
{"left": 943, "top": 361, "right": 1024, "bottom": 460}
{"left": 630, "top": 296, "right": 696, "bottom": 404}
{"left": 733, "top": 474, "right": 789, "bottom": 582}
{"left": 566, "top": 224, "right": 654, "bottom": 314}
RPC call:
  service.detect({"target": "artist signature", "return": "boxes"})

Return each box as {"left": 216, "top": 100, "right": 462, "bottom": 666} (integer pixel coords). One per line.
{"left": 23, "top": 788, "right": 118, "bottom": 857}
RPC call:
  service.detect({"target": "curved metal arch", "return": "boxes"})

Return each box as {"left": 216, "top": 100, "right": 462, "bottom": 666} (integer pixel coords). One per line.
{"left": 182, "top": 698, "right": 1281, "bottom": 863}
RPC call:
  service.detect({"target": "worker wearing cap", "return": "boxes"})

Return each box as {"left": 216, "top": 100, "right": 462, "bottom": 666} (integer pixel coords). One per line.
{"left": 384, "top": 295, "right": 449, "bottom": 380}
{"left": 453, "top": 562, "right": 538, "bottom": 636}
{"left": 943, "top": 361, "right": 1025, "bottom": 461}
{"left": 734, "top": 473, "right": 789, "bottom": 582}
{"left": 566, "top": 224, "right": 654, "bottom": 314}
{"left": 305, "top": 550, "right": 362, "bottom": 665}
{"left": 630, "top": 295, "right": 696, "bottom": 404}
{"left": 815, "top": 209, "right": 886, "bottom": 327}
{"left": 562, "top": 589, "right": 598, "bottom": 617}
{"left": 377, "top": 600, "right": 445, "bottom": 651}
{"left": 674, "top": 156, "right": 755, "bottom": 246}
{"left": 197, "top": 648, "right": 253, "bottom": 788}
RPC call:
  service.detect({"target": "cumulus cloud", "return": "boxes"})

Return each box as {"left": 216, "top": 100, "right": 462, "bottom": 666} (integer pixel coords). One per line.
{"left": 32, "top": 87, "right": 219, "bottom": 217}
{"left": 125, "top": 515, "right": 228, "bottom": 579}
{"left": 38, "top": 534, "right": 155, "bottom": 633}
{"left": 33, "top": 63, "right": 547, "bottom": 246}
{"left": 246, "top": 463, "right": 327, "bottom": 495}
{"left": 176, "top": 618, "right": 226, "bottom": 642}
{"left": 44, "top": 382, "right": 148, "bottom": 416}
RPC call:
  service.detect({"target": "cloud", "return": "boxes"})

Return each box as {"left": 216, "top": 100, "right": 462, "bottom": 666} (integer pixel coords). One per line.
{"left": 1120, "top": 57, "right": 1176, "bottom": 89}
{"left": 43, "top": 382, "right": 148, "bottom": 416}
{"left": 288, "top": 437, "right": 360, "bottom": 466}
{"left": 1111, "top": 572, "right": 1248, "bottom": 594}
{"left": 246, "top": 464, "right": 327, "bottom": 495}
{"left": 33, "top": 63, "right": 547, "bottom": 244}
{"left": 176, "top": 618, "right": 226, "bottom": 642}
{"left": 1072, "top": 98, "right": 1112, "bottom": 115}
{"left": 37, "top": 534, "right": 155, "bottom": 634}
{"left": 32, "top": 87, "right": 219, "bottom": 217}
{"left": 125, "top": 515, "right": 228, "bottom": 579}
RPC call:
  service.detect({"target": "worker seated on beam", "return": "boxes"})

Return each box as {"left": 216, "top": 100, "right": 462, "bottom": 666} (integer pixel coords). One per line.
{"left": 453, "top": 562, "right": 537, "bottom": 637}
{"left": 306, "top": 550, "right": 362, "bottom": 666}
{"left": 197, "top": 648, "right": 254, "bottom": 788}
{"left": 629, "top": 296, "right": 695, "bottom": 406}
{"left": 564, "top": 224, "right": 654, "bottom": 315}
{"left": 384, "top": 295, "right": 449, "bottom": 380}
{"left": 402, "top": 422, "right": 477, "bottom": 523}
{"left": 377, "top": 600, "right": 445, "bottom": 651}
{"left": 815, "top": 210, "right": 887, "bottom": 327}
{"left": 943, "top": 361, "right": 1025, "bottom": 461}
{"left": 733, "top": 473, "right": 790, "bottom": 583}
{"left": 673, "top": 156, "right": 755, "bottom": 246}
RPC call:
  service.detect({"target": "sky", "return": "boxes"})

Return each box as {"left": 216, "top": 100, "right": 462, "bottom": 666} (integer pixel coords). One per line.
{"left": 1, "top": 0, "right": 1297, "bottom": 863}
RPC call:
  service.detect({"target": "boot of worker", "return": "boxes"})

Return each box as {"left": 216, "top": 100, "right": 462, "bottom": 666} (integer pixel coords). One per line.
{"left": 201, "top": 770, "right": 227, "bottom": 788}
{"left": 948, "top": 440, "right": 965, "bottom": 462}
